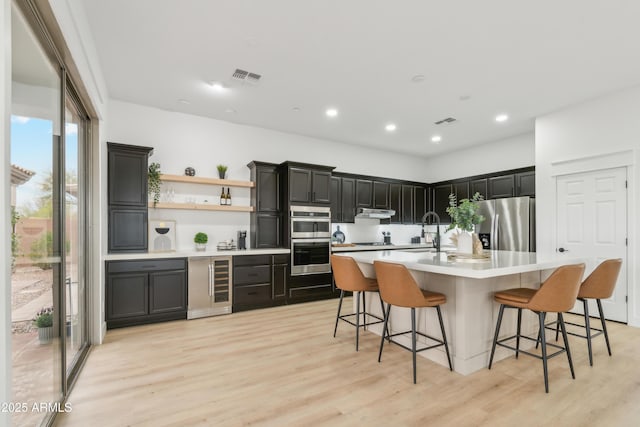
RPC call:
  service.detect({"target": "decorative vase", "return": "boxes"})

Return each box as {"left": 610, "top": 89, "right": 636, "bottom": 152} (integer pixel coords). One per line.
{"left": 195, "top": 243, "right": 207, "bottom": 251}
{"left": 38, "top": 326, "right": 53, "bottom": 345}
{"left": 457, "top": 231, "right": 474, "bottom": 254}
{"left": 218, "top": 170, "right": 226, "bottom": 179}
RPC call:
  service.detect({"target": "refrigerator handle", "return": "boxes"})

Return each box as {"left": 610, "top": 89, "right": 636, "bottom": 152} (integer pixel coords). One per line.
{"left": 208, "top": 263, "right": 214, "bottom": 298}
{"left": 494, "top": 214, "right": 500, "bottom": 250}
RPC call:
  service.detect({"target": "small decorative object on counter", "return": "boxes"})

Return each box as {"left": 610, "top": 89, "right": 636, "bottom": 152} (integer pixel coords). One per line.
{"left": 33, "top": 306, "right": 54, "bottom": 345}
{"left": 332, "top": 226, "right": 346, "bottom": 243}
{"left": 217, "top": 239, "right": 236, "bottom": 250}
{"left": 184, "top": 167, "right": 196, "bottom": 176}
{"left": 446, "top": 192, "right": 485, "bottom": 254}
{"left": 382, "top": 231, "right": 391, "bottom": 245}
{"left": 216, "top": 164, "right": 228, "bottom": 179}
{"left": 194, "top": 232, "right": 208, "bottom": 251}
{"left": 148, "top": 162, "right": 162, "bottom": 207}
{"left": 237, "top": 230, "right": 247, "bottom": 250}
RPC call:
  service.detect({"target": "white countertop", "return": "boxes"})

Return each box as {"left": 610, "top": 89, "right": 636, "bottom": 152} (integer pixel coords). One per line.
{"left": 331, "top": 243, "right": 455, "bottom": 252}
{"left": 334, "top": 249, "right": 585, "bottom": 279}
{"left": 104, "top": 248, "right": 290, "bottom": 261}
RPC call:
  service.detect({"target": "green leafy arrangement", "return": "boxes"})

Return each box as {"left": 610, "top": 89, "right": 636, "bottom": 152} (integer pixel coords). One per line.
{"left": 216, "top": 164, "right": 228, "bottom": 178}
{"left": 33, "top": 306, "right": 54, "bottom": 328}
{"left": 148, "top": 162, "right": 162, "bottom": 207}
{"left": 194, "top": 232, "right": 208, "bottom": 244}
{"left": 446, "top": 192, "right": 485, "bottom": 232}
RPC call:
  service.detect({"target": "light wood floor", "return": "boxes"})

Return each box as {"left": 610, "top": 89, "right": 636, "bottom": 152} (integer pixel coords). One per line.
{"left": 55, "top": 299, "right": 640, "bottom": 427}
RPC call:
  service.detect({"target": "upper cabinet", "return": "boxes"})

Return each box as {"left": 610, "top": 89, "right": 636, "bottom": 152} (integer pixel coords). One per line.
{"left": 515, "top": 171, "right": 535, "bottom": 197}
{"left": 356, "top": 179, "right": 373, "bottom": 208}
{"left": 413, "top": 186, "right": 428, "bottom": 224}
{"left": 432, "top": 183, "right": 452, "bottom": 222}
{"left": 373, "top": 181, "right": 390, "bottom": 209}
{"left": 401, "top": 185, "right": 414, "bottom": 224}
{"left": 470, "top": 178, "right": 488, "bottom": 199}
{"left": 283, "top": 163, "right": 334, "bottom": 206}
{"left": 389, "top": 184, "right": 401, "bottom": 224}
{"left": 488, "top": 174, "right": 515, "bottom": 199}
{"left": 330, "top": 176, "right": 341, "bottom": 222}
{"left": 341, "top": 177, "right": 356, "bottom": 222}
{"left": 107, "top": 142, "right": 153, "bottom": 253}
{"left": 248, "top": 161, "right": 282, "bottom": 248}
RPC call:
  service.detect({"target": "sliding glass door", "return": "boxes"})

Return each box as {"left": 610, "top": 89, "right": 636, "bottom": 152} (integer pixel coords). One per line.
{"left": 10, "top": 2, "right": 91, "bottom": 425}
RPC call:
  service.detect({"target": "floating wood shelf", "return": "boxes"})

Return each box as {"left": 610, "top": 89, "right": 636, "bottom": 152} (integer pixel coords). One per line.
{"left": 149, "top": 202, "right": 254, "bottom": 213}
{"left": 160, "top": 174, "right": 254, "bottom": 188}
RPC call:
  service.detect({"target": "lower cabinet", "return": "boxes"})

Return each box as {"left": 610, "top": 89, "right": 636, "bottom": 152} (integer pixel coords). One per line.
{"left": 287, "top": 272, "right": 334, "bottom": 303}
{"left": 106, "top": 258, "right": 187, "bottom": 329}
{"left": 232, "top": 254, "right": 290, "bottom": 312}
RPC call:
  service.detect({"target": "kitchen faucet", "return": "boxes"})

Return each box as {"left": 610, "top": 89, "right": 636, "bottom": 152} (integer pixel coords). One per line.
{"left": 421, "top": 211, "right": 441, "bottom": 253}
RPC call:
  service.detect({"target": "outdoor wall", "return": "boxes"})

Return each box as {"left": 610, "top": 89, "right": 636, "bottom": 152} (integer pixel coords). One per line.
{"left": 535, "top": 85, "right": 640, "bottom": 327}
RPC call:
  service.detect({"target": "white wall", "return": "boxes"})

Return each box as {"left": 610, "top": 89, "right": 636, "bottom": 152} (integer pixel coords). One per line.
{"left": 535, "top": 85, "right": 640, "bottom": 327}
{"left": 1, "top": 0, "right": 12, "bottom": 424}
{"left": 107, "top": 101, "right": 433, "bottom": 251}
{"left": 422, "top": 132, "right": 535, "bottom": 182}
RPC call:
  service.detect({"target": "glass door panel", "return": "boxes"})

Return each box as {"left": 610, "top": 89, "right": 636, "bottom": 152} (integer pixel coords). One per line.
{"left": 10, "top": 5, "right": 63, "bottom": 426}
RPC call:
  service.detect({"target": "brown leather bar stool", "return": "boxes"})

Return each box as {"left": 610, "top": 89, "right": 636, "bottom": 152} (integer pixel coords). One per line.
{"left": 549, "top": 259, "right": 622, "bottom": 366}
{"left": 488, "top": 263, "right": 585, "bottom": 393}
{"left": 374, "top": 260, "right": 452, "bottom": 384}
{"left": 331, "top": 255, "right": 386, "bottom": 351}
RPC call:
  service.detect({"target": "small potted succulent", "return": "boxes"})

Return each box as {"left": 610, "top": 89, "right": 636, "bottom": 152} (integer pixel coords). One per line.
{"left": 33, "top": 306, "right": 54, "bottom": 344}
{"left": 216, "top": 164, "right": 228, "bottom": 179}
{"left": 194, "top": 232, "right": 208, "bottom": 251}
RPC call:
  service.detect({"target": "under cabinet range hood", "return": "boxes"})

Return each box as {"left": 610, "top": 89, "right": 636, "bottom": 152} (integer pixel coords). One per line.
{"left": 355, "top": 208, "right": 396, "bottom": 219}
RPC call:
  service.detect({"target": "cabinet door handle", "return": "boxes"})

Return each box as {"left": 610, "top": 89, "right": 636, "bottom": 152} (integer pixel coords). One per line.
{"left": 208, "top": 264, "right": 214, "bottom": 297}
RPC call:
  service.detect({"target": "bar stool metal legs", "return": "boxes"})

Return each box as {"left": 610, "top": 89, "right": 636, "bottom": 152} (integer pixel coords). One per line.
{"left": 334, "top": 289, "right": 386, "bottom": 351}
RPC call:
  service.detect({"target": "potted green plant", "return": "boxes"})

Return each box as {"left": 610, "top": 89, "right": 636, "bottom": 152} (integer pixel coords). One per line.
{"left": 33, "top": 306, "right": 54, "bottom": 344}
{"left": 446, "top": 192, "right": 485, "bottom": 254}
{"left": 194, "top": 232, "right": 208, "bottom": 251}
{"left": 148, "top": 162, "right": 162, "bottom": 207}
{"left": 216, "top": 164, "right": 228, "bottom": 179}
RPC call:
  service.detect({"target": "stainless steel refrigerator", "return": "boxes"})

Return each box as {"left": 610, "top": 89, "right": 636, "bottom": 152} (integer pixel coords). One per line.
{"left": 475, "top": 196, "right": 536, "bottom": 252}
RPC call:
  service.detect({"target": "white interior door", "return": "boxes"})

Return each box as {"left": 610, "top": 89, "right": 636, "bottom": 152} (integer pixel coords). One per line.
{"left": 556, "top": 167, "right": 627, "bottom": 322}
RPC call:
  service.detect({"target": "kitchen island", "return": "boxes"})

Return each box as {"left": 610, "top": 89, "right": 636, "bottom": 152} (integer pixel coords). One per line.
{"left": 333, "top": 249, "right": 584, "bottom": 375}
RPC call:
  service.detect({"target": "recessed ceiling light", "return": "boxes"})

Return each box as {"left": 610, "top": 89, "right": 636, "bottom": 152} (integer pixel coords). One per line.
{"left": 431, "top": 135, "right": 442, "bottom": 144}
{"left": 209, "top": 81, "right": 226, "bottom": 92}
{"left": 385, "top": 123, "right": 397, "bottom": 132}
{"left": 411, "top": 74, "right": 425, "bottom": 83}
{"left": 177, "top": 99, "right": 190, "bottom": 105}
{"left": 325, "top": 108, "right": 338, "bottom": 118}
{"left": 292, "top": 107, "right": 301, "bottom": 112}
{"left": 495, "top": 114, "right": 509, "bottom": 122}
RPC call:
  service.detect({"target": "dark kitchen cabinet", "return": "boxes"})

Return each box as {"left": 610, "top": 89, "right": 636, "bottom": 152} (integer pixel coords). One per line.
{"left": 401, "top": 185, "right": 414, "bottom": 224}
{"left": 106, "top": 258, "right": 187, "bottom": 329}
{"left": 516, "top": 171, "right": 535, "bottom": 197}
{"left": 107, "top": 142, "right": 153, "bottom": 253}
{"left": 488, "top": 174, "right": 515, "bottom": 199}
{"left": 432, "top": 184, "right": 452, "bottom": 222}
{"left": 341, "top": 178, "right": 356, "bottom": 223}
{"left": 254, "top": 214, "right": 281, "bottom": 248}
{"left": 330, "top": 176, "right": 341, "bottom": 222}
{"left": 413, "top": 186, "right": 428, "bottom": 224}
{"left": 470, "top": 178, "right": 488, "bottom": 199}
{"left": 389, "top": 184, "right": 402, "bottom": 224}
{"left": 248, "top": 162, "right": 282, "bottom": 248}
{"left": 286, "top": 166, "right": 332, "bottom": 205}
{"left": 453, "top": 181, "right": 470, "bottom": 201}
{"left": 356, "top": 179, "right": 373, "bottom": 208}
{"left": 232, "top": 254, "right": 289, "bottom": 311}
{"left": 373, "top": 181, "right": 390, "bottom": 209}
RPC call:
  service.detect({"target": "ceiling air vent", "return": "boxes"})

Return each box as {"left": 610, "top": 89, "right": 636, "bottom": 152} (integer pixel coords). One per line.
{"left": 231, "top": 68, "right": 262, "bottom": 85}
{"left": 434, "top": 117, "right": 457, "bottom": 125}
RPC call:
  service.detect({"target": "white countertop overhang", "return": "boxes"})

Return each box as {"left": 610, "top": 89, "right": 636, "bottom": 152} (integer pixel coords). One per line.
{"left": 333, "top": 249, "right": 585, "bottom": 279}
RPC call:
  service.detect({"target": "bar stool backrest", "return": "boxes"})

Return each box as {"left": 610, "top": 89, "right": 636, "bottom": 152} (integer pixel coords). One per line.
{"left": 331, "top": 255, "right": 372, "bottom": 292}
{"left": 528, "top": 263, "right": 585, "bottom": 313}
{"left": 578, "top": 258, "right": 622, "bottom": 299}
{"left": 373, "top": 261, "right": 425, "bottom": 307}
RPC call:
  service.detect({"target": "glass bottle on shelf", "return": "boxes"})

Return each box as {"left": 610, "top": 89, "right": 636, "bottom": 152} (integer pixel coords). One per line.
{"left": 226, "top": 188, "right": 232, "bottom": 205}
{"left": 220, "top": 187, "right": 226, "bottom": 205}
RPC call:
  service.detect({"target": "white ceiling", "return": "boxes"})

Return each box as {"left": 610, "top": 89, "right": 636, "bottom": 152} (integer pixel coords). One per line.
{"left": 82, "top": 0, "right": 640, "bottom": 158}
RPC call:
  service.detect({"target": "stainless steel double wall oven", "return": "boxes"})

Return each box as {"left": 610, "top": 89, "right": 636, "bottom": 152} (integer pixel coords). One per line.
{"left": 290, "top": 206, "right": 331, "bottom": 275}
